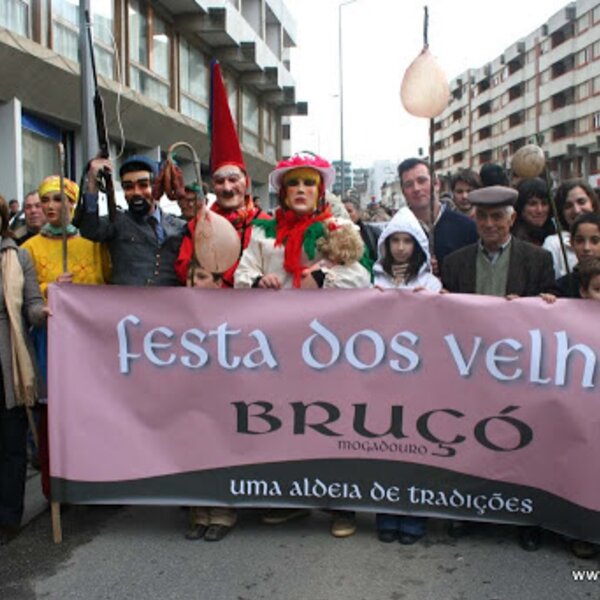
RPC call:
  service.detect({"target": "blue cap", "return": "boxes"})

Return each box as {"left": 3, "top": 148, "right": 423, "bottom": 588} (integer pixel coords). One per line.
{"left": 119, "top": 155, "right": 158, "bottom": 179}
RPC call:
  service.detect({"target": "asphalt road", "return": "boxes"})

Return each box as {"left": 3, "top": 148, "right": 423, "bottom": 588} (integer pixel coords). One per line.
{"left": 1, "top": 499, "right": 598, "bottom": 600}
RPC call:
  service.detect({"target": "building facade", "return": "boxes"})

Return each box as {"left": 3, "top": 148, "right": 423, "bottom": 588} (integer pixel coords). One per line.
{"left": 0, "top": 0, "right": 306, "bottom": 205}
{"left": 433, "top": 0, "right": 600, "bottom": 188}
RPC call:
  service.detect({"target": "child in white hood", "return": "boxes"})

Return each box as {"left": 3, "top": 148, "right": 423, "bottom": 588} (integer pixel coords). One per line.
{"left": 373, "top": 207, "right": 441, "bottom": 291}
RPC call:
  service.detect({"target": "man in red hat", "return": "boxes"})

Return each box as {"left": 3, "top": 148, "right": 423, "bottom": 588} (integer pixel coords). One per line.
{"left": 175, "top": 61, "right": 269, "bottom": 286}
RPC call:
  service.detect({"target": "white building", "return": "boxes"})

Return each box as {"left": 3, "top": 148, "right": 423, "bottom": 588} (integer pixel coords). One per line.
{"left": 0, "top": 0, "right": 306, "bottom": 205}
{"left": 433, "top": 0, "right": 600, "bottom": 188}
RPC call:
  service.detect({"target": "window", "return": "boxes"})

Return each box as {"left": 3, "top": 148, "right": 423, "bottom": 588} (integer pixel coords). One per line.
{"left": 578, "top": 117, "right": 590, "bottom": 134}
{"left": 129, "top": 0, "right": 171, "bottom": 106}
{"left": 593, "top": 41, "right": 600, "bottom": 59}
{"left": 576, "top": 12, "right": 590, "bottom": 33}
{"left": 52, "top": 0, "right": 79, "bottom": 62}
{"left": 21, "top": 113, "right": 70, "bottom": 197}
{"left": 263, "top": 108, "right": 277, "bottom": 161}
{"left": 179, "top": 39, "right": 209, "bottom": 124}
{"left": 576, "top": 81, "right": 590, "bottom": 101}
{"left": 0, "top": 0, "right": 30, "bottom": 37}
{"left": 242, "top": 89, "right": 260, "bottom": 152}
{"left": 90, "top": 0, "right": 115, "bottom": 79}
{"left": 576, "top": 48, "right": 589, "bottom": 67}
{"left": 594, "top": 112, "right": 600, "bottom": 130}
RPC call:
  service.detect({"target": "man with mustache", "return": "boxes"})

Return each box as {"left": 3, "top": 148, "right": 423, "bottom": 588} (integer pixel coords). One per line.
{"left": 78, "top": 155, "right": 186, "bottom": 286}
{"left": 175, "top": 61, "right": 269, "bottom": 287}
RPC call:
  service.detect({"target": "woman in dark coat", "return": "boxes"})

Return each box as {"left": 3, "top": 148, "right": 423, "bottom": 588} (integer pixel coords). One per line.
{"left": 512, "top": 178, "right": 555, "bottom": 246}
{"left": 0, "top": 196, "right": 47, "bottom": 543}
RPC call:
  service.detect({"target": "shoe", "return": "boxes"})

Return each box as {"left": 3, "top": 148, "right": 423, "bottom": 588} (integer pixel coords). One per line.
{"left": 331, "top": 514, "right": 357, "bottom": 538}
{"left": 571, "top": 540, "right": 600, "bottom": 559}
{"left": 204, "top": 524, "right": 232, "bottom": 542}
{"left": 261, "top": 508, "right": 310, "bottom": 525}
{"left": 518, "top": 526, "right": 542, "bottom": 552}
{"left": 377, "top": 529, "right": 398, "bottom": 543}
{"left": 185, "top": 523, "right": 207, "bottom": 540}
{"left": 447, "top": 520, "right": 473, "bottom": 538}
{"left": 398, "top": 532, "right": 421, "bottom": 545}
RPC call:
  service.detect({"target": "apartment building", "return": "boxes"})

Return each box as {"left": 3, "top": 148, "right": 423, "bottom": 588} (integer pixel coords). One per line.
{"left": 0, "top": 0, "right": 305, "bottom": 205}
{"left": 433, "top": 0, "right": 600, "bottom": 188}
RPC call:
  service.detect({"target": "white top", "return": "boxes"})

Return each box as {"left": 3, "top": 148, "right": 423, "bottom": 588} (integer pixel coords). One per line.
{"left": 542, "top": 232, "right": 577, "bottom": 279}
{"left": 373, "top": 207, "right": 442, "bottom": 291}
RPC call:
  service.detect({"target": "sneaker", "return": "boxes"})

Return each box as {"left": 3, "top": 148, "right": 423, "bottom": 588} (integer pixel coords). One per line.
{"left": 261, "top": 508, "right": 310, "bottom": 525}
{"left": 571, "top": 540, "right": 600, "bottom": 559}
{"left": 331, "top": 514, "right": 357, "bottom": 538}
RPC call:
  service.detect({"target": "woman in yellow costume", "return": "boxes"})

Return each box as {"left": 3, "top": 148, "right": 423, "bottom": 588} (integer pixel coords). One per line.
{"left": 22, "top": 175, "right": 110, "bottom": 498}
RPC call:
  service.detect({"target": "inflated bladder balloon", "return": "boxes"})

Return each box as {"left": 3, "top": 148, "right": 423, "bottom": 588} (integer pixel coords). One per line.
{"left": 401, "top": 48, "right": 450, "bottom": 118}
{"left": 511, "top": 144, "right": 546, "bottom": 178}
{"left": 194, "top": 209, "right": 241, "bottom": 274}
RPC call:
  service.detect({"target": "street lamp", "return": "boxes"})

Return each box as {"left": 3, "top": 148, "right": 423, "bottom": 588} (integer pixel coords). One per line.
{"left": 339, "top": 0, "right": 357, "bottom": 200}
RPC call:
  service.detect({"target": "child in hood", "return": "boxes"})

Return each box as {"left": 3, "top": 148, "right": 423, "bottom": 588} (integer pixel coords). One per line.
{"left": 373, "top": 207, "right": 441, "bottom": 291}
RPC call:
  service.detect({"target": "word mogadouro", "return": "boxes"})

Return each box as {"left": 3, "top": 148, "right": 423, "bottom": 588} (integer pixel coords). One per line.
{"left": 116, "top": 317, "right": 597, "bottom": 388}
{"left": 231, "top": 402, "right": 532, "bottom": 457}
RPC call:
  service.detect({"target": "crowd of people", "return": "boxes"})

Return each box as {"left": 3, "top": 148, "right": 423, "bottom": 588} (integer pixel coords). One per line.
{"left": 1, "top": 69, "right": 599, "bottom": 556}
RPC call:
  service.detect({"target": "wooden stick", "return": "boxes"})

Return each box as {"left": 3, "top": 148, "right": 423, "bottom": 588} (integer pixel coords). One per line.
{"left": 58, "top": 143, "right": 68, "bottom": 274}
{"left": 25, "top": 406, "right": 38, "bottom": 451}
{"left": 51, "top": 501, "right": 62, "bottom": 544}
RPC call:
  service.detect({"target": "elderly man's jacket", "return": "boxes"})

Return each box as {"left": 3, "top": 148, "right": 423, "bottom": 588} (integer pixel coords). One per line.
{"left": 441, "top": 237, "right": 556, "bottom": 296}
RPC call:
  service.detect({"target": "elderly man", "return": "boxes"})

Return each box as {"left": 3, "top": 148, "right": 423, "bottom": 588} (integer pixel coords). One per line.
{"left": 442, "top": 185, "right": 554, "bottom": 550}
{"left": 13, "top": 191, "right": 46, "bottom": 246}
{"left": 442, "top": 186, "right": 555, "bottom": 297}
{"left": 398, "top": 158, "right": 477, "bottom": 269}
{"left": 77, "top": 155, "right": 186, "bottom": 286}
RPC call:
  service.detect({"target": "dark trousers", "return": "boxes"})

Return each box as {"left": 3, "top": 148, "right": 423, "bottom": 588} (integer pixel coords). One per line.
{"left": 0, "top": 402, "right": 28, "bottom": 526}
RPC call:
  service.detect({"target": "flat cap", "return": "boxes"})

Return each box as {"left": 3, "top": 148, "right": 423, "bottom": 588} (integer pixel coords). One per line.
{"left": 468, "top": 185, "right": 517, "bottom": 207}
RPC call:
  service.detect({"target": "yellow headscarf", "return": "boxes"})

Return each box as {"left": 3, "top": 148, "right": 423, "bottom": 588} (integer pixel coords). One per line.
{"left": 38, "top": 176, "right": 80, "bottom": 204}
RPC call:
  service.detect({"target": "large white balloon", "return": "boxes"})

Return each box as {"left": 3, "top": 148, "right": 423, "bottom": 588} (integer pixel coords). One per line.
{"left": 400, "top": 48, "right": 450, "bottom": 119}
{"left": 194, "top": 209, "right": 241, "bottom": 274}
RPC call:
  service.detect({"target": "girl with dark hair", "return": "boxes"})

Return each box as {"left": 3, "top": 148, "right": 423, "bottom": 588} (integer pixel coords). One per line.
{"left": 543, "top": 179, "right": 600, "bottom": 277}
{"left": 372, "top": 207, "right": 440, "bottom": 545}
{"left": 511, "top": 178, "right": 555, "bottom": 246}
{"left": 373, "top": 207, "right": 441, "bottom": 291}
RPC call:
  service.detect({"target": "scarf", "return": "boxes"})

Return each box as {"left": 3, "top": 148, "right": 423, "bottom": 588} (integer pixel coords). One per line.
{"left": 1, "top": 246, "right": 37, "bottom": 407}
{"left": 265, "top": 207, "right": 333, "bottom": 287}
{"left": 211, "top": 197, "right": 257, "bottom": 231}
{"left": 40, "top": 223, "right": 78, "bottom": 238}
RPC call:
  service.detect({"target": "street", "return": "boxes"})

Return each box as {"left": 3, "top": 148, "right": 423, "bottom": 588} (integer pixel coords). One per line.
{"left": 1, "top": 478, "right": 598, "bottom": 600}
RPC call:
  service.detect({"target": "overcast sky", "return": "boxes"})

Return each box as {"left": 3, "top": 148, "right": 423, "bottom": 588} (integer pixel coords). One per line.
{"left": 285, "top": 0, "right": 573, "bottom": 169}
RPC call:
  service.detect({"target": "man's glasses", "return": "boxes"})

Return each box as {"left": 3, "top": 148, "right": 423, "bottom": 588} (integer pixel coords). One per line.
{"left": 285, "top": 178, "right": 318, "bottom": 187}
{"left": 122, "top": 178, "right": 151, "bottom": 192}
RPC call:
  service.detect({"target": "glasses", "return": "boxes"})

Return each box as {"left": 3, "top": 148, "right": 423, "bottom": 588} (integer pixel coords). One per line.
{"left": 285, "top": 178, "right": 318, "bottom": 187}
{"left": 122, "top": 178, "right": 151, "bottom": 192}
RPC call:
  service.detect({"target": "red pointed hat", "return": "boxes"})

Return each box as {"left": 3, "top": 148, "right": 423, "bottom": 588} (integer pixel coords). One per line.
{"left": 210, "top": 60, "right": 246, "bottom": 175}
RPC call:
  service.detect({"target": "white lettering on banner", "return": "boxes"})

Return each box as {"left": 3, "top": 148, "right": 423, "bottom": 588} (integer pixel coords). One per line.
{"left": 444, "top": 330, "right": 597, "bottom": 388}
{"left": 116, "top": 316, "right": 278, "bottom": 374}
{"left": 301, "top": 319, "right": 421, "bottom": 373}
{"left": 116, "top": 315, "right": 597, "bottom": 389}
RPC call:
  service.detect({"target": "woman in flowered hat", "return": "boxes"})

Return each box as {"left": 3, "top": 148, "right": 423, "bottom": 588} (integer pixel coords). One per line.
{"left": 234, "top": 152, "right": 370, "bottom": 538}
{"left": 22, "top": 175, "right": 111, "bottom": 499}
{"left": 235, "top": 152, "right": 371, "bottom": 290}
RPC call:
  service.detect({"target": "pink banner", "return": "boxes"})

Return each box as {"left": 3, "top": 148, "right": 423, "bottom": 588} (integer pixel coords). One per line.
{"left": 48, "top": 284, "right": 600, "bottom": 540}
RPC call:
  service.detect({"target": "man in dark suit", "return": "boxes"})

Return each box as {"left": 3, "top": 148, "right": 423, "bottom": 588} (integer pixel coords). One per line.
{"left": 78, "top": 155, "right": 186, "bottom": 286}
{"left": 442, "top": 185, "right": 555, "bottom": 297}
